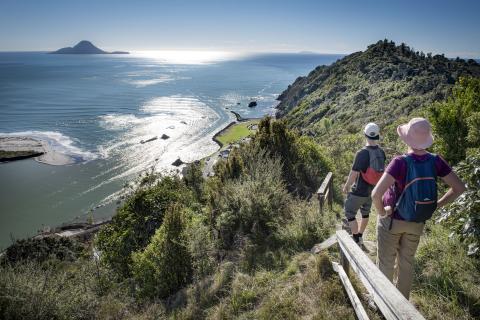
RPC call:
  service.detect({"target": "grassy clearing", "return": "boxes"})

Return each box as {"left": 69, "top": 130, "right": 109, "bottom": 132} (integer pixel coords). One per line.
{"left": 216, "top": 120, "right": 259, "bottom": 146}
{"left": 169, "top": 252, "right": 373, "bottom": 320}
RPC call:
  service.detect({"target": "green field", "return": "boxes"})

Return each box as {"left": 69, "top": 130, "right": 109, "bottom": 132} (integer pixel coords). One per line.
{"left": 216, "top": 119, "right": 259, "bottom": 146}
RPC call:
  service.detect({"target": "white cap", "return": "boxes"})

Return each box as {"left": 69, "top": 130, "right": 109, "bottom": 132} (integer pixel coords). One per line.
{"left": 364, "top": 122, "right": 380, "bottom": 140}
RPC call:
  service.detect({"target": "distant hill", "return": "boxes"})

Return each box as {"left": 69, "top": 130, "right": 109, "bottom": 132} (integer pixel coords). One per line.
{"left": 276, "top": 39, "right": 480, "bottom": 137}
{"left": 51, "top": 40, "right": 129, "bottom": 54}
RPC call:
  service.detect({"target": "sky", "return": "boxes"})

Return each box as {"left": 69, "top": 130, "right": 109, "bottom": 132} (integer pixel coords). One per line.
{"left": 0, "top": 0, "right": 479, "bottom": 58}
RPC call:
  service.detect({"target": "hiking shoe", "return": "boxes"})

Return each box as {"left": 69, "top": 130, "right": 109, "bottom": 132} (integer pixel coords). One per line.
{"left": 358, "top": 236, "right": 364, "bottom": 246}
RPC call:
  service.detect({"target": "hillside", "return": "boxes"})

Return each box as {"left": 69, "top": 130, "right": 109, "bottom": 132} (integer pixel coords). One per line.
{"left": 276, "top": 39, "right": 480, "bottom": 137}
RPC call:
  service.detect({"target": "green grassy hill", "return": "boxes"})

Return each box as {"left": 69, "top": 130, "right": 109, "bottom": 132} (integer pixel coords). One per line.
{"left": 276, "top": 39, "right": 480, "bottom": 138}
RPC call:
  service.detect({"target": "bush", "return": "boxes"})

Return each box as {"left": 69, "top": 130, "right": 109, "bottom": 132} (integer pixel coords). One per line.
{"left": 2, "top": 237, "right": 85, "bottom": 265}
{"left": 184, "top": 211, "right": 217, "bottom": 280}
{"left": 437, "top": 149, "right": 480, "bottom": 256}
{"left": 131, "top": 204, "right": 193, "bottom": 299}
{"left": 252, "top": 117, "right": 332, "bottom": 197}
{"left": 210, "top": 151, "right": 291, "bottom": 250}
{"left": 183, "top": 161, "right": 206, "bottom": 203}
{"left": 0, "top": 260, "right": 100, "bottom": 320}
{"left": 96, "top": 175, "right": 194, "bottom": 276}
{"left": 429, "top": 77, "right": 480, "bottom": 164}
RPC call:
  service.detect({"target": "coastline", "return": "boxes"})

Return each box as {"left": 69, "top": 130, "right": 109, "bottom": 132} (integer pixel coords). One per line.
{"left": 0, "top": 136, "right": 75, "bottom": 165}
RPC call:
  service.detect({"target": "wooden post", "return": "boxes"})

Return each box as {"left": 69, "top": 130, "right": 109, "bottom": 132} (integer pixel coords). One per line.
{"left": 340, "top": 247, "right": 350, "bottom": 276}
{"left": 329, "top": 175, "right": 334, "bottom": 210}
{"left": 317, "top": 172, "right": 333, "bottom": 215}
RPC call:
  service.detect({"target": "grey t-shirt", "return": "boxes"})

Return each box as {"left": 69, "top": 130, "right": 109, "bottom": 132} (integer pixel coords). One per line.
{"left": 351, "top": 146, "right": 386, "bottom": 197}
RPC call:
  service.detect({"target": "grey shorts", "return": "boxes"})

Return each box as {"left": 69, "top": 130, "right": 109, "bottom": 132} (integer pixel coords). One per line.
{"left": 344, "top": 193, "right": 372, "bottom": 221}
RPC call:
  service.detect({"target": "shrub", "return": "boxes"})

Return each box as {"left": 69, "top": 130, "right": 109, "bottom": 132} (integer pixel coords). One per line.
{"left": 0, "top": 260, "right": 100, "bottom": 320}
{"left": 252, "top": 117, "right": 332, "bottom": 197}
{"left": 210, "top": 151, "right": 291, "bottom": 250}
{"left": 131, "top": 204, "right": 193, "bottom": 299}
{"left": 437, "top": 149, "right": 480, "bottom": 256}
{"left": 96, "top": 175, "right": 193, "bottom": 276}
{"left": 429, "top": 77, "right": 480, "bottom": 164}
{"left": 2, "top": 237, "right": 85, "bottom": 265}
{"left": 183, "top": 161, "right": 206, "bottom": 203}
{"left": 184, "top": 211, "right": 217, "bottom": 280}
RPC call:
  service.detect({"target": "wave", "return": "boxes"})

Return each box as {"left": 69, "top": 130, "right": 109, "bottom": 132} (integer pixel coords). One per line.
{"left": 0, "top": 130, "right": 97, "bottom": 163}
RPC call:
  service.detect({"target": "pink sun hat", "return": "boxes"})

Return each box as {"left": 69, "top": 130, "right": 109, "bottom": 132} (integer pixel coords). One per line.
{"left": 397, "top": 117, "right": 434, "bottom": 150}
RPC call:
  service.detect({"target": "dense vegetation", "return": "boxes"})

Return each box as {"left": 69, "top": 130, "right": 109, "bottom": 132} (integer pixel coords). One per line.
{"left": 277, "top": 39, "right": 480, "bottom": 140}
{"left": 1, "top": 40, "right": 479, "bottom": 319}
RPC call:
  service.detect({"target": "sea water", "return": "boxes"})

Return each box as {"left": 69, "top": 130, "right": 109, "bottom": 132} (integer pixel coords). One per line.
{"left": 0, "top": 51, "right": 342, "bottom": 249}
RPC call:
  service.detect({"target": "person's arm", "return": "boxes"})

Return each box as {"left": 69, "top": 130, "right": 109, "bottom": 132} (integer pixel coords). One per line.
{"left": 371, "top": 173, "right": 395, "bottom": 217}
{"left": 342, "top": 170, "right": 359, "bottom": 194}
{"left": 437, "top": 171, "right": 466, "bottom": 208}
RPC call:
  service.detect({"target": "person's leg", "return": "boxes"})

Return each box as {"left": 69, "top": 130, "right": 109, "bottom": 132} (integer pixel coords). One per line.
{"left": 396, "top": 232, "right": 421, "bottom": 299}
{"left": 344, "top": 193, "right": 362, "bottom": 242}
{"left": 358, "top": 197, "right": 372, "bottom": 235}
{"left": 377, "top": 217, "right": 401, "bottom": 281}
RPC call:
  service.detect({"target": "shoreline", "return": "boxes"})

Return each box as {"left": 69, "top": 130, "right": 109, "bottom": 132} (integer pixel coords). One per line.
{"left": 0, "top": 136, "right": 75, "bottom": 165}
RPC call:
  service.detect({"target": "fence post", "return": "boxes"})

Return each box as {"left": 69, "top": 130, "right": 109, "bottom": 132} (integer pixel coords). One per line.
{"left": 340, "top": 247, "right": 350, "bottom": 276}
{"left": 329, "top": 175, "right": 333, "bottom": 211}
{"left": 318, "top": 193, "right": 324, "bottom": 214}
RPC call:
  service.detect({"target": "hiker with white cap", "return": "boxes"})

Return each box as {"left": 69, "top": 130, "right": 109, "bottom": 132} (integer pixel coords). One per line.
{"left": 372, "top": 117, "right": 466, "bottom": 299}
{"left": 342, "top": 122, "right": 386, "bottom": 245}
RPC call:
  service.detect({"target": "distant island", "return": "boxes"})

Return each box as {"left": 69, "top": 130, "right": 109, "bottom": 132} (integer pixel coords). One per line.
{"left": 51, "top": 40, "right": 129, "bottom": 54}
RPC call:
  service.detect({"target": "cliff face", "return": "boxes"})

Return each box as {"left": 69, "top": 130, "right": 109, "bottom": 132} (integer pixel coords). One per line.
{"left": 276, "top": 40, "right": 480, "bottom": 136}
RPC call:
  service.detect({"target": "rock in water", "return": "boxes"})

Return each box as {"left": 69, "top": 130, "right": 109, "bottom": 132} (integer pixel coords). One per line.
{"left": 172, "top": 158, "right": 184, "bottom": 167}
{"left": 161, "top": 134, "right": 170, "bottom": 140}
{"left": 248, "top": 101, "right": 257, "bottom": 108}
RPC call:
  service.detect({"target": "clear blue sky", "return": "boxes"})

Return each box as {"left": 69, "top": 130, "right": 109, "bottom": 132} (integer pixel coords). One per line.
{"left": 1, "top": 0, "right": 479, "bottom": 57}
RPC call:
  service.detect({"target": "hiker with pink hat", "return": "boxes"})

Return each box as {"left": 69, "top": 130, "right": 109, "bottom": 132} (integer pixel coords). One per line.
{"left": 371, "top": 117, "right": 466, "bottom": 299}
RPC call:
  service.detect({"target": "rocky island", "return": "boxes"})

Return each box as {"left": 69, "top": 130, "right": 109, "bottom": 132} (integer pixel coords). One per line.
{"left": 51, "top": 40, "right": 129, "bottom": 54}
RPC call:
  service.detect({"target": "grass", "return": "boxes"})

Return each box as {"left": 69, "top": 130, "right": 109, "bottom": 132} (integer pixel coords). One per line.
{"left": 169, "top": 253, "right": 362, "bottom": 320}
{"left": 216, "top": 120, "right": 259, "bottom": 147}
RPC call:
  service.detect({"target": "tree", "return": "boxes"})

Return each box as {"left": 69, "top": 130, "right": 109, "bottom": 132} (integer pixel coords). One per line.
{"left": 183, "top": 161, "right": 205, "bottom": 203}
{"left": 96, "top": 176, "right": 193, "bottom": 276}
{"left": 131, "top": 204, "right": 193, "bottom": 299}
{"left": 429, "top": 77, "right": 480, "bottom": 164}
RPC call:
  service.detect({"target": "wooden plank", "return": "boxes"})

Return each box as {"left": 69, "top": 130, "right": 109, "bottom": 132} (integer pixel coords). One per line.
{"left": 332, "top": 262, "right": 370, "bottom": 320}
{"left": 336, "top": 230, "right": 425, "bottom": 320}
{"left": 311, "top": 234, "right": 337, "bottom": 254}
{"left": 317, "top": 171, "right": 333, "bottom": 196}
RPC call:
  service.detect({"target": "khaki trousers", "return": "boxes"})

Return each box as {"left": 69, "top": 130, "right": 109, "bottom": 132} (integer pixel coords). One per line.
{"left": 376, "top": 216, "right": 424, "bottom": 299}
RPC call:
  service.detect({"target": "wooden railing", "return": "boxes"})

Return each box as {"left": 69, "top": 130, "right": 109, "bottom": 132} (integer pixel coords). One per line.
{"left": 313, "top": 172, "right": 424, "bottom": 319}
{"left": 335, "top": 230, "right": 425, "bottom": 320}
{"left": 317, "top": 171, "right": 333, "bottom": 213}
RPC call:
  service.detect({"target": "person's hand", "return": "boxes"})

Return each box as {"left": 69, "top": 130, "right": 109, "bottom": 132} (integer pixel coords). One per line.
{"left": 385, "top": 206, "right": 393, "bottom": 216}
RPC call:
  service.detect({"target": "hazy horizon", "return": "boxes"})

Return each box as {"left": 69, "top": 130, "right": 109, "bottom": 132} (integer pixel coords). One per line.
{"left": 1, "top": 0, "right": 479, "bottom": 58}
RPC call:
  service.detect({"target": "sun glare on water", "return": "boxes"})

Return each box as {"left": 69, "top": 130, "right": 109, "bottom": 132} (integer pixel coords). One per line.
{"left": 132, "top": 50, "right": 240, "bottom": 64}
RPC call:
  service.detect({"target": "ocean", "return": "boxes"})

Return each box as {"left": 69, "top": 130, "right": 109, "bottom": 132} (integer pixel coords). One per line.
{"left": 0, "top": 51, "right": 342, "bottom": 249}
